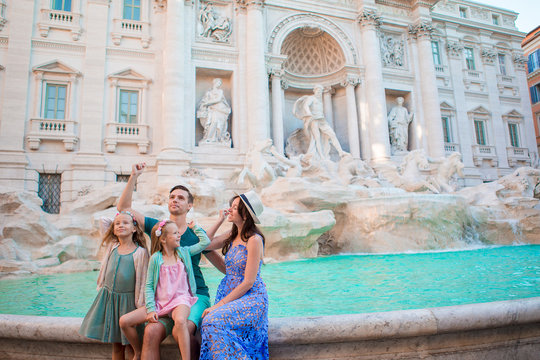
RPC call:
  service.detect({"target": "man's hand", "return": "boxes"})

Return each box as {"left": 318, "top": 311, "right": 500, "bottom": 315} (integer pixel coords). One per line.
{"left": 132, "top": 163, "right": 146, "bottom": 177}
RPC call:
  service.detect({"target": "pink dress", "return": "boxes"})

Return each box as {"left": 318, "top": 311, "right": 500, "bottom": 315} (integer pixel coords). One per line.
{"left": 155, "top": 259, "right": 198, "bottom": 317}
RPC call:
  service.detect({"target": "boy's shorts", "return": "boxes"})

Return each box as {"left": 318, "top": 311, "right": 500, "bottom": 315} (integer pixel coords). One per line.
{"left": 157, "top": 295, "right": 211, "bottom": 336}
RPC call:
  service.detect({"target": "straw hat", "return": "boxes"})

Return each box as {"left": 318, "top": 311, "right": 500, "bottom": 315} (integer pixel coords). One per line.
{"left": 236, "top": 190, "right": 264, "bottom": 224}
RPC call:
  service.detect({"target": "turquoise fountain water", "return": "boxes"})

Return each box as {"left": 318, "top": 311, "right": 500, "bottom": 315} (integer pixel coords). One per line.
{"left": 1, "top": 245, "right": 539, "bottom": 318}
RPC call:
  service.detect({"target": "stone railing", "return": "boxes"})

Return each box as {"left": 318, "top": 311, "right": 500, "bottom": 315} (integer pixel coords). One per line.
{"left": 104, "top": 123, "right": 150, "bottom": 154}
{"left": 26, "top": 118, "right": 78, "bottom": 151}
{"left": 38, "top": 8, "right": 81, "bottom": 40}
{"left": 444, "top": 142, "right": 460, "bottom": 153}
{"left": 463, "top": 69, "right": 483, "bottom": 80}
{"left": 472, "top": 144, "right": 497, "bottom": 166}
{"left": 1, "top": 297, "right": 540, "bottom": 359}
{"left": 111, "top": 18, "right": 151, "bottom": 48}
{"left": 434, "top": 64, "right": 446, "bottom": 74}
{"left": 507, "top": 147, "right": 531, "bottom": 166}
{"left": 497, "top": 74, "right": 515, "bottom": 84}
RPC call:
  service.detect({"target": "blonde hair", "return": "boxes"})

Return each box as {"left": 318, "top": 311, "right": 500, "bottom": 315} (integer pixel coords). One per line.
{"left": 101, "top": 213, "right": 147, "bottom": 249}
{"left": 150, "top": 220, "right": 175, "bottom": 255}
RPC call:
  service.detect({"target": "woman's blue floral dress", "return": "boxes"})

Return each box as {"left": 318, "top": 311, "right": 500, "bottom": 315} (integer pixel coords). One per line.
{"left": 200, "top": 244, "right": 269, "bottom": 360}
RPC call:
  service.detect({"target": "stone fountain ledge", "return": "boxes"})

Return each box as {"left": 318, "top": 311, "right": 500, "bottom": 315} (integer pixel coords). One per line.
{"left": 1, "top": 297, "right": 539, "bottom": 359}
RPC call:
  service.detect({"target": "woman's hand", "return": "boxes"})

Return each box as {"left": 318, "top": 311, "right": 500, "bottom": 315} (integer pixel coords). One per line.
{"left": 187, "top": 220, "right": 195, "bottom": 229}
{"left": 218, "top": 209, "right": 228, "bottom": 222}
{"left": 145, "top": 311, "right": 158, "bottom": 323}
{"left": 201, "top": 303, "right": 222, "bottom": 318}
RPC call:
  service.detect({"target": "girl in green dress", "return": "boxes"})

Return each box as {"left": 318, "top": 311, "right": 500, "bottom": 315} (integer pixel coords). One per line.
{"left": 79, "top": 211, "right": 149, "bottom": 360}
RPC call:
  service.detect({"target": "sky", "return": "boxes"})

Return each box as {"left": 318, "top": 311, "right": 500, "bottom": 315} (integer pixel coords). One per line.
{"left": 474, "top": 0, "right": 540, "bottom": 34}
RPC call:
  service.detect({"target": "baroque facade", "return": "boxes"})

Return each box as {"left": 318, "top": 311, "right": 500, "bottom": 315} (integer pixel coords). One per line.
{"left": 0, "top": 0, "right": 536, "bottom": 211}
{"left": 522, "top": 26, "right": 540, "bottom": 154}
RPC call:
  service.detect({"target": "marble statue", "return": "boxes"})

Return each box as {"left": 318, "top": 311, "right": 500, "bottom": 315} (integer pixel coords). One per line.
{"left": 376, "top": 149, "right": 439, "bottom": 193}
{"left": 429, "top": 152, "right": 465, "bottom": 193}
{"left": 269, "top": 146, "right": 307, "bottom": 178}
{"left": 199, "top": 2, "right": 232, "bottom": 42}
{"left": 293, "top": 85, "right": 347, "bottom": 160}
{"left": 197, "top": 78, "right": 231, "bottom": 145}
{"left": 388, "top": 97, "right": 414, "bottom": 154}
{"left": 235, "top": 138, "right": 276, "bottom": 189}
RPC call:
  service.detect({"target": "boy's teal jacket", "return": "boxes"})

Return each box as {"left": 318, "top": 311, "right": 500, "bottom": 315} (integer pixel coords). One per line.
{"left": 145, "top": 225, "right": 210, "bottom": 313}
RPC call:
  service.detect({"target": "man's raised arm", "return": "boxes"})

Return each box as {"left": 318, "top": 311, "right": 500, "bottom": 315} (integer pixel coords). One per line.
{"left": 117, "top": 163, "right": 146, "bottom": 226}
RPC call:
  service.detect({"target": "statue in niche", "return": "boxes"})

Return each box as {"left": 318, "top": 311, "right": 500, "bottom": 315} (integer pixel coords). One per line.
{"left": 197, "top": 78, "right": 231, "bottom": 145}
{"left": 293, "top": 85, "right": 347, "bottom": 161}
{"left": 388, "top": 97, "right": 414, "bottom": 154}
{"left": 199, "top": 2, "right": 232, "bottom": 42}
{"left": 380, "top": 33, "right": 405, "bottom": 68}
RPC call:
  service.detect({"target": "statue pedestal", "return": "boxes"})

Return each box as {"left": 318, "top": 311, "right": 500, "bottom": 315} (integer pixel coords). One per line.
{"left": 197, "top": 140, "right": 232, "bottom": 148}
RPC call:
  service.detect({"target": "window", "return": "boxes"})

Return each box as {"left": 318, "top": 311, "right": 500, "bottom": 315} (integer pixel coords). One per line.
{"left": 442, "top": 117, "right": 452, "bottom": 143}
{"left": 498, "top": 54, "right": 506, "bottom": 75}
{"left": 464, "top": 47, "right": 475, "bottom": 70}
{"left": 492, "top": 15, "right": 500, "bottom": 25}
{"left": 508, "top": 123, "right": 519, "bottom": 147}
{"left": 431, "top": 41, "right": 441, "bottom": 66}
{"left": 44, "top": 84, "right": 67, "bottom": 119}
{"left": 51, "top": 0, "right": 71, "bottom": 11}
{"left": 38, "top": 173, "right": 61, "bottom": 214}
{"left": 459, "top": 7, "right": 468, "bottom": 18}
{"left": 118, "top": 89, "right": 139, "bottom": 124}
{"left": 123, "top": 0, "right": 141, "bottom": 21}
{"left": 530, "top": 84, "right": 540, "bottom": 104}
{"left": 474, "top": 120, "right": 486, "bottom": 145}
{"left": 528, "top": 50, "right": 540, "bottom": 74}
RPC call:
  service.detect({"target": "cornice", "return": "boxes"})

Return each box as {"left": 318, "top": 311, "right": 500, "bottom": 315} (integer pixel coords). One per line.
{"left": 32, "top": 39, "right": 86, "bottom": 53}
{"left": 106, "top": 48, "right": 155, "bottom": 59}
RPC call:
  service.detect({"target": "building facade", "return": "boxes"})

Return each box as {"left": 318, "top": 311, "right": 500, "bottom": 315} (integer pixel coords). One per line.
{"left": 522, "top": 26, "right": 540, "bottom": 155}
{"left": 0, "top": 0, "right": 536, "bottom": 212}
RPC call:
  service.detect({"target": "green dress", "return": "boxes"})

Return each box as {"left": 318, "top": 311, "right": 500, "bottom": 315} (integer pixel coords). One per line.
{"left": 79, "top": 247, "right": 139, "bottom": 345}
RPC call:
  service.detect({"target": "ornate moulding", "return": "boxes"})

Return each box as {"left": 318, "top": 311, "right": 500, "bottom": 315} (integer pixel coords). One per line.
{"left": 268, "top": 13, "right": 358, "bottom": 66}
{"left": 192, "top": 47, "right": 238, "bottom": 63}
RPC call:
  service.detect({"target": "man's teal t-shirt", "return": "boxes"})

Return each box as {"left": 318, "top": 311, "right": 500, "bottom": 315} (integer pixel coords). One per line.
{"left": 144, "top": 217, "right": 210, "bottom": 297}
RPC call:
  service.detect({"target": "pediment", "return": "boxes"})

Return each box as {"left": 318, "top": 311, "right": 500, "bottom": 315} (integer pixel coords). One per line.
{"left": 108, "top": 68, "right": 149, "bottom": 82}
{"left": 33, "top": 60, "right": 81, "bottom": 75}
{"left": 503, "top": 109, "right": 523, "bottom": 118}
{"left": 440, "top": 101, "right": 455, "bottom": 110}
{"left": 469, "top": 106, "right": 490, "bottom": 115}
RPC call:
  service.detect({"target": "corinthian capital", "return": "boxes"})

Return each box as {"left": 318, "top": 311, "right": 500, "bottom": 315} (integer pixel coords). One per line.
{"left": 480, "top": 48, "right": 496, "bottom": 64}
{"left": 408, "top": 21, "right": 434, "bottom": 39}
{"left": 446, "top": 41, "right": 464, "bottom": 58}
{"left": 357, "top": 9, "right": 381, "bottom": 28}
{"left": 236, "top": 0, "right": 265, "bottom": 10}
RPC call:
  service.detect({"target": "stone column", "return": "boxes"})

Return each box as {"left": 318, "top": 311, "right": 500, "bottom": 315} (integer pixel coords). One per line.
{"left": 513, "top": 53, "right": 539, "bottom": 160}
{"left": 341, "top": 78, "right": 361, "bottom": 158}
{"left": 161, "top": 0, "right": 186, "bottom": 153}
{"left": 409, "top": 21, "right": 445, "bottom": 158}
{"left": 323, "top": 87, "right": 335, "bottom": 129}
{"left": 0, "top": 0, "right": 32, "bottom": 189}
{"left": 445, "top": 39, "right": 479, "bottom": 183}
{"left": 357, "top": 9, "right": 390, "bottom": 161}
{"left": 245, "top": 1, "right": 270, "bottom": 145}
{"left": 480, "top": 46, "right": 509, "bottom": 169}
{"left": 270, "top": 69, "right": 285, "bottom": 154}
{"left": 233, "top": 2, "right": 248, "bottom": 152}
{"left": 356, "top": 81, "right": 371, "bottom": 160}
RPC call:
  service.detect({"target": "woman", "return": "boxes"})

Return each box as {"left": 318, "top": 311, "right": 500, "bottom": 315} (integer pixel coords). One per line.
{"left": 200, "top": 190, "right": 269, "bottom": 360}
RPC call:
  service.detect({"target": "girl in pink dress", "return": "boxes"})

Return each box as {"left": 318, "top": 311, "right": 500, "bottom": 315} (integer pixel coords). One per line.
{"left": 120, "top": 219, "right": 210, "bottom": 360}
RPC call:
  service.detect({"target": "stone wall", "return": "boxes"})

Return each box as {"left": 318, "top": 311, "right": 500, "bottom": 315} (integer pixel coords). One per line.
{"left": 1, "top": 297, "right": 539, "bottom": 359}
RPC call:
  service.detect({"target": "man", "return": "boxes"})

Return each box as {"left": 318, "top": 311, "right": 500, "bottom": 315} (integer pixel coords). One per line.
{"left": 292, "top": 84, "right": 346, "bottom": 160}
{"left": 117, "top": 163, "right": 224, "bottom": 360}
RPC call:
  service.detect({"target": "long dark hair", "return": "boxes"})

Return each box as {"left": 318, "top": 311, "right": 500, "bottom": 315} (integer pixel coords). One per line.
{"left": 222, "top": 196, "right": 265, "bottom": 256}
